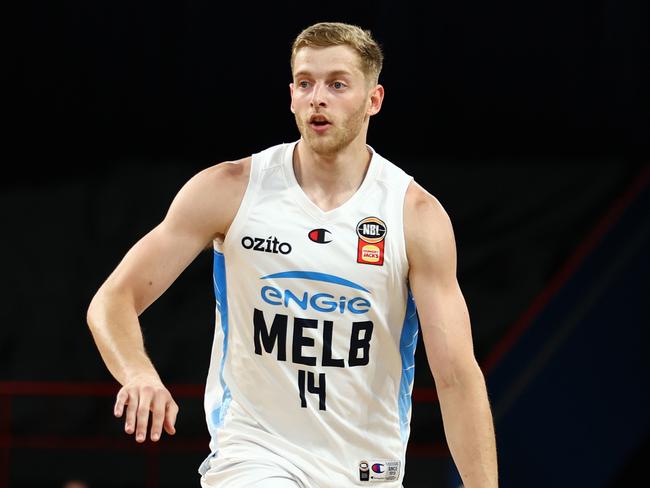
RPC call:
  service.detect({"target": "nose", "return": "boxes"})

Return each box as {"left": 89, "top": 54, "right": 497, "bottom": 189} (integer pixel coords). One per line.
{"left": 310, "top": 82, "right": 327, "bottom": 107}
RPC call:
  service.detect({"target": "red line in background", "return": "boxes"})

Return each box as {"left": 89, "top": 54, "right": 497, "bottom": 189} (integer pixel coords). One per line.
{"left": 0, "top": 382, "right": 436, "bottom": 403}
{"left": 413, "top": 387, "right": 437, "bottom": 403}
{"left": 0, "top": 434, "right": 448, "bottom": 458}
{"left": 407, "top": 442, "right": 450, "bottom": 458}
{"left": 0, "top": 382, "right": 203, "bottom": 397}
{"left": 0, "top": 397, "right": 11, "bottom": 488}
{"left": 0, "top": 435, "right": 208, "bottom": 452}
{"left": 482, "top": 164, "right": 650, "bottom": 374}
{"left": 146, "top": 443, "right": 160, "bottom": 488}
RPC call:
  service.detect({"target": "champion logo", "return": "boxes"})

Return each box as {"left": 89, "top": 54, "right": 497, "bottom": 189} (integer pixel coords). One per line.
{"left": 308, "top": 228, "right": 332, "bottom": 244}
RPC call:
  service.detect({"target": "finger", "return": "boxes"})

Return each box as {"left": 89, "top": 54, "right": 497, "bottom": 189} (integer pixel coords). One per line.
{"left": 149, "top": 394, "right": 166, "bottom": 442}
{"left": 135, "top": 387, "right": 153, "bottom": 442}
{"left": 114, "top": 388, "right": 128, "bottom": 418}
{"left": 163, "top": 401, "right": 179, "bottom": 435}
{"left": 124, "top": 389, "right": 138, "bottom": 435}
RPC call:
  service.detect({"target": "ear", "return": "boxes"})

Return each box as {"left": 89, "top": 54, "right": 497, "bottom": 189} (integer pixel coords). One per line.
{"left": 289, "top": 83, "right": 295, "bottom": 113}
{"left": 367, "top": 84, "right": 385, "bottom": 116}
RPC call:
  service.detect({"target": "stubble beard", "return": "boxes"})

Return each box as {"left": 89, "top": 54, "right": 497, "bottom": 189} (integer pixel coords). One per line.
{"left": 295, "top": 101, "right": 369, "bottom": 156}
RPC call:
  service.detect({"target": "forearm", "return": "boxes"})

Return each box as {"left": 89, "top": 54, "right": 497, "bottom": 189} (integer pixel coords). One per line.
{"left": 87, "top": 287, "right": 160, "bottom": 386}
{"left": 436, "top": 364, "right": 498, "bottom": 488}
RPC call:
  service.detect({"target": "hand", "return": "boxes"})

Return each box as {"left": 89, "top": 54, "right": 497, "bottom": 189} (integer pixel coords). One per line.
{"left": 114, "top": 377, "right": 179, "bottom": 443}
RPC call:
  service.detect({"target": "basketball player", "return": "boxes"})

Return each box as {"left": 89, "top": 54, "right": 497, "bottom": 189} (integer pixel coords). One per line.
{"left": 87, "top": 22, "right": 498, "bottom": 487}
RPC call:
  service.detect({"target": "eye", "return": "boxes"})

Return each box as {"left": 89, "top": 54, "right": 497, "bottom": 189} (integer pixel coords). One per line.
{"left": 332, "top": 81, "right": 346, "bottom": 90}
{"left": 298, "top": 80, "right": 310, "bottom": 89}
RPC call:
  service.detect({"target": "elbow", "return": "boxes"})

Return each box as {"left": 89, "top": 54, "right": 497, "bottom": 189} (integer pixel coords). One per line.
{"left": 434, "top": 368, "right": 462, "bottom": 391}
{"left": 86, "top": 282, "right": 114, "bottom": 331}
{"left": 86, "top": 291, "right": 103, "bottom": 332}
{"left": 432, "top": 356, "right": 484, "bottom": 391}
{"left": 86, "top": 283, "right": 138, "bottom": 332}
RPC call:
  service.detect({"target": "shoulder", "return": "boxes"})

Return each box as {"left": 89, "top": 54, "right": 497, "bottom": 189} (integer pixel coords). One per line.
{"left": 176, "top": 156, "right": 251, "bottom": 203}
{"left": 189, "top": 156, "right": 251, "bottom": 190}
{"left": 165, "top": 156, "right": 252, "bottom": 239}
{"left": 404, "top": 181, "right": 453, "bottom": 238}
{"left": 403, "top": 181, "right": 456, "bottom": 269}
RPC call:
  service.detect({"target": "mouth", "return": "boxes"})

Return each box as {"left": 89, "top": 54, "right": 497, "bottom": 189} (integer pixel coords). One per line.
{"left": 309, "top": 115, "right": 332, "bottom": 133}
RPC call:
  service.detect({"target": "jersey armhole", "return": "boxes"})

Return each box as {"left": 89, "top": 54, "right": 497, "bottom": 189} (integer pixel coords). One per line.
{"left": 221, "top": 155, "right": 261, "bottom": 251}
{"left": 397, "top": 177, "right": 414, "bottom": 281}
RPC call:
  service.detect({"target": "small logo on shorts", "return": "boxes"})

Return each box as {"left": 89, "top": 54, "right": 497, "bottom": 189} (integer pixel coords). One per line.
{"left": 359, "top": 460, "right": 370, "bottom": 481}
{"left": 358, "top": 459, "right": 400, "bottom": 482}
{"left": 356, "top": 217, "right": 386, "bottom": 266}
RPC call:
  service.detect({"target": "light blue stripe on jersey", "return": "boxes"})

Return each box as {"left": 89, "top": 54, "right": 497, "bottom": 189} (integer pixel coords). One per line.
{"left": 398, "top": 289, "right": 419, "bottom": 445}
{"left": 261, "top": 271, "right": 370, "bottom": 293}
{"left": 211, "top": 250, "right": 232, "bottom": 432}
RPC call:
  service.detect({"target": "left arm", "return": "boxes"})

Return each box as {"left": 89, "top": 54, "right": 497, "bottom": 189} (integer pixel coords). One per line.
{"left": 404, "top": 181, "right": 498, "bottom": 488}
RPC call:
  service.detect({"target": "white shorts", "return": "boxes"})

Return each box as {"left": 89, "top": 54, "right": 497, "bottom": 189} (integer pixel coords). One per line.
{"left": 200, "top": 455, "right": 313, "bottom": 488}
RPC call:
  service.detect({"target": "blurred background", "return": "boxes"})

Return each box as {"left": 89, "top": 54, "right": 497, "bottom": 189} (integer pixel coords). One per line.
{"left": 2, "top": 1, "right": 649, "bottom": 487}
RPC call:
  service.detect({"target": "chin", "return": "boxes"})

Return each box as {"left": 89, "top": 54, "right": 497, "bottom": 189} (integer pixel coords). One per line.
{"left": 306, "top": 137, "right": 338, "bottom": 155}
{"left": 314, "top": 140, "right": 349, "bottom": 157}
{"left": 303, "top": 131, "right": 354, "bottom": 156}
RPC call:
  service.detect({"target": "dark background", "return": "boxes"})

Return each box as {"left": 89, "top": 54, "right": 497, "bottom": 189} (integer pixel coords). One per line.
{"left": 2, "top": 1, "right": 649, "bottom": 487}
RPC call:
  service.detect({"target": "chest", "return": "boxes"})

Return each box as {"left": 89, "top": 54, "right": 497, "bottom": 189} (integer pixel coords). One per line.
{"left": 235, "top": 199, "right": 399, "bottom": 286}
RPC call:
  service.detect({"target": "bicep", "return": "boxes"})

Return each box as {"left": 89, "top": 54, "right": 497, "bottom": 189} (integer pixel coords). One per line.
{"left": 406, "top": 184, "right": 478, "bottom": 388}
{"left": 105, "top": 220, "right": 209, "bottom": 314}
{"left": 100, "top": 163, "right": 244, "bottom": 314}
{"left": 411, "top": 271, "right": 476, "bottom": 389}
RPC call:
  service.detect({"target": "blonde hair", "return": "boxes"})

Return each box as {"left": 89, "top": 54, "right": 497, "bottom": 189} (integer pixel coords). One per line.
{"left": 291, "top": 22, "right": 384, "bottom": 84}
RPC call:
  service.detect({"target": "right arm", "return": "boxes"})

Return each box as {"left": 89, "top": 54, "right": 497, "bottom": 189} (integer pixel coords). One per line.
{"left": 86, "top": 158, "right": 250, "bottom": 442}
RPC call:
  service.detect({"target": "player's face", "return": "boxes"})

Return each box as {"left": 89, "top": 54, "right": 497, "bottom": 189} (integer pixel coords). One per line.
{"left": 290, "top": 45, "right": 383, "bottom": 156}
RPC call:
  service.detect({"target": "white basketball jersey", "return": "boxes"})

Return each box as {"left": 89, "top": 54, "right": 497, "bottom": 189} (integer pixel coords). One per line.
{"left": 199, "top": 140, "right": 418, "bottom": 487}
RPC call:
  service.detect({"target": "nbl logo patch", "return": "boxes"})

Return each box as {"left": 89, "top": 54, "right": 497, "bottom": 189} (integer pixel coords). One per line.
{"left": 356, "top": 217, "right": 386, "bottom": 266}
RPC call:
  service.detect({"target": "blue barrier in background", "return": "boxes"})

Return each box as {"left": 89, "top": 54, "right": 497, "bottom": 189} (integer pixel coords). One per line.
{"left": 449, "top": 172, "right": 649, "bottom": 487}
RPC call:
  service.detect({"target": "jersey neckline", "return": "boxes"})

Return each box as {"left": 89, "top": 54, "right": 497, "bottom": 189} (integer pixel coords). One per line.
{"left": 282, "top": 139, "right": 381, "bottom": 221}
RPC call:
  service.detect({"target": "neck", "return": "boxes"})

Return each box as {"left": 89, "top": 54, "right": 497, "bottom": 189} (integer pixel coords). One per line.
{"left": 293, "top": 138, "right": 372, "bottom": 202}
